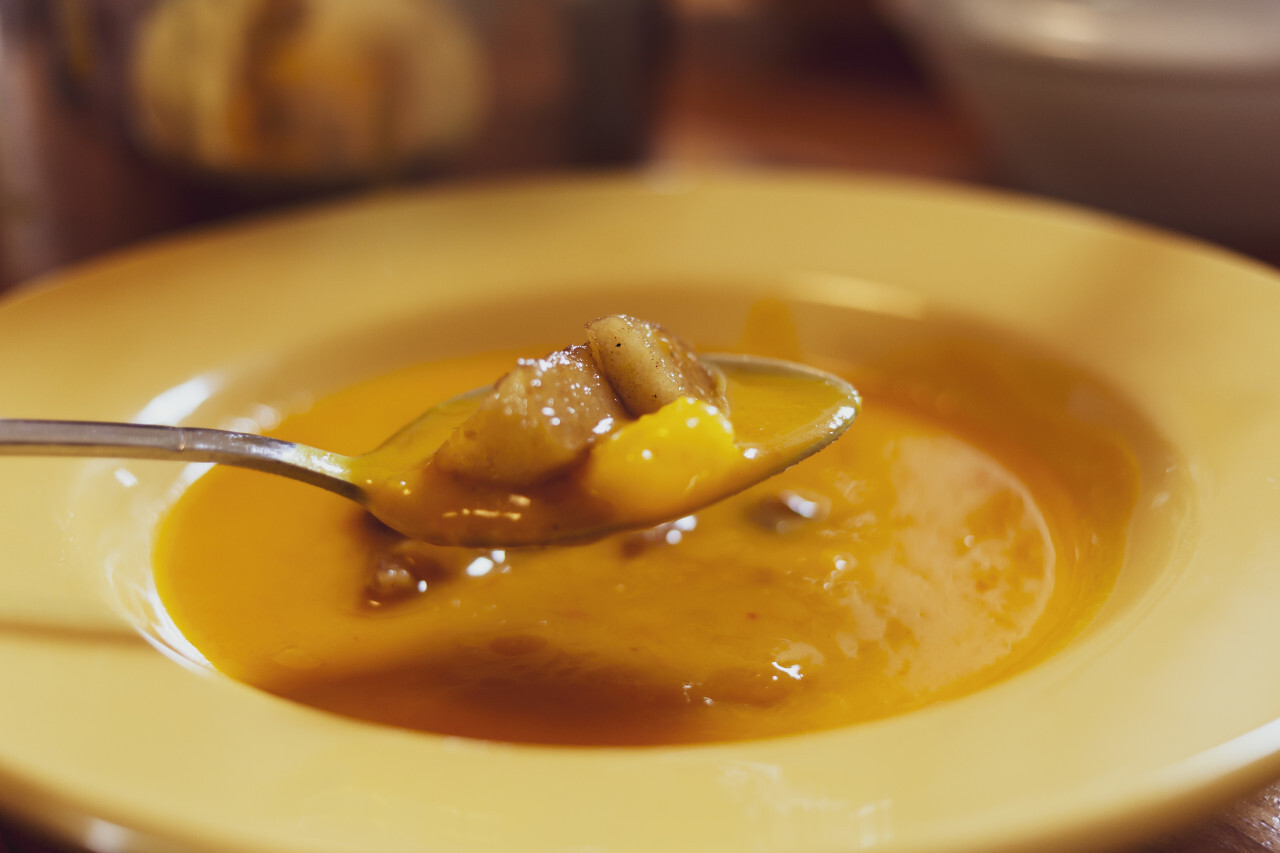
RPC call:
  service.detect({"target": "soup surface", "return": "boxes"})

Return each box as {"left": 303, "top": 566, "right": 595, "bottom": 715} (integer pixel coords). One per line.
{"left": 155, "top": 333, "right": 1141, "bottom": 746}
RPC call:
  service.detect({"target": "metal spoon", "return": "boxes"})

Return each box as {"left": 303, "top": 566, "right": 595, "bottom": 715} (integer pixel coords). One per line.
{"left": 0, "top": 355, "right": 859, "bottom": 547}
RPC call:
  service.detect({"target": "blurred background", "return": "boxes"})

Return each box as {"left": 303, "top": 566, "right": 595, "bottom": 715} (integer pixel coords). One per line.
{"left": 5, "top": 0, "right": 1277, "bottom": 293}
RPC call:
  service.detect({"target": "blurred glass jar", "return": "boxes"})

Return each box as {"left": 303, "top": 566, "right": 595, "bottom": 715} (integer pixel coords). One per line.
{"left": 0, "top": 0, "right": 667, "bottom": 288}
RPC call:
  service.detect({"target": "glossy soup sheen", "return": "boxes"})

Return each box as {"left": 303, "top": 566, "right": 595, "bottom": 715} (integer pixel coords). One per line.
{"left": 155, "top": 334, "right": 1142, "bottom": 746}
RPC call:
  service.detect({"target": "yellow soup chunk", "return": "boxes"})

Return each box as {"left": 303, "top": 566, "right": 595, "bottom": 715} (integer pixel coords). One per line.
{"left": 155, "top": 346, "right": 1138, "bottom": 746}
{"left": 582, "top": 397, "right": 740, "bottom": 518}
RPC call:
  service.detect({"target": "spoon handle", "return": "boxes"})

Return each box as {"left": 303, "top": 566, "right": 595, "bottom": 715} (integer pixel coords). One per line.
{"left": 0, "top": 419, "right": 362, "bottom": 500}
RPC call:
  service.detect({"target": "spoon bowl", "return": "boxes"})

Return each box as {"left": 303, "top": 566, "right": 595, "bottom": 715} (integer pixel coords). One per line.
{"left": 0, "top": 355, "right": 859, "bottom": 547}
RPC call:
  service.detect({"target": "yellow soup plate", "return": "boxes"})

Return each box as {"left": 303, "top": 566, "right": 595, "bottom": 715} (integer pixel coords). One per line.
{"left": 1, "top": 172, "right": 1280, "bottom": 853}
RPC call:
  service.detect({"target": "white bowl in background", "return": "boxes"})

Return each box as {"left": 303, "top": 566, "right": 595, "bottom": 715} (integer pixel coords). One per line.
{"left": 881, "top": 0, "right": 1280, "bottom": 251}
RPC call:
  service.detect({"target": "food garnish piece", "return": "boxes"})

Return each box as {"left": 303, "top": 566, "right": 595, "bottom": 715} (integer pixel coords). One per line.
{"left": 747, "top": 489, "right": 831, "bottom": 534}
{"left": 580, "top": 397, "right": 741, "bottom": 518}
{"left": 587, "top": 314, "right": 727, "bottom": 415}
{"left": 433, "top": 344, "right": 629, "bottom": 486}
{"left": 433, "top": 316, "right": 726, "bottom": 486}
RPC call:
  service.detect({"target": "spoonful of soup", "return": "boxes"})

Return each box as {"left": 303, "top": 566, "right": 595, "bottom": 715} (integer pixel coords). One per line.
{"left": 0, "top": 316, "right": 860, "bottom": 547}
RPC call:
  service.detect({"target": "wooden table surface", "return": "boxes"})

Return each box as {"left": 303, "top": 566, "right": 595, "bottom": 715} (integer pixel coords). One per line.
{"left": 3, "top": 5, "right": 1280, "bottom": 852}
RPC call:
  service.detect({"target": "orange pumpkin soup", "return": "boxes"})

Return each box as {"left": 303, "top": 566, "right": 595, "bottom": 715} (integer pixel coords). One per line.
{"left": 154, "top": 338, "right": 1139, "bottom": 746}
